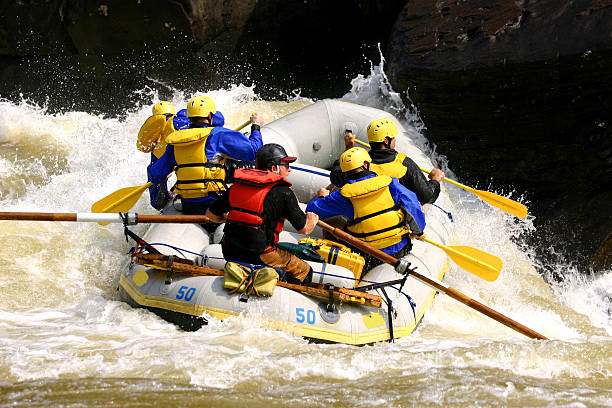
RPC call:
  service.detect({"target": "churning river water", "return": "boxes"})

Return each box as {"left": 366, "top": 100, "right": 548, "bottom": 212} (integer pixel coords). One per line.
{"left": 0, "top": 64, "right": 610, "bottom": 407}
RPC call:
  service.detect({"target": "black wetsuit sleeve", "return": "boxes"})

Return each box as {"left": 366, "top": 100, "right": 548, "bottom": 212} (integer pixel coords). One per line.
{"left": 400, "top": 157, "right": 441, "bottom": 204}
{"left": 281, "top": 186, "right": 307, "bottom": 231}
{"left": 329, "top": 159, "right": 347, "bottom": 188}
{"left": 207, "top": 190, "right": 231, "bottom": 215}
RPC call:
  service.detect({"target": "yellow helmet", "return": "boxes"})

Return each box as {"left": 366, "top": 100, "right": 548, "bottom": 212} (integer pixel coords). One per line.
{"left": 367, "top": 118, "right": 398, "bottom": 143}
{"left": 187, "top": 96, "right": 216, "bottom": 118}
{"left": 340, "top": 147, "right": 371, "bottom": 172}
{"left": 152, "top": 101, "right": 176, "bottom": 116}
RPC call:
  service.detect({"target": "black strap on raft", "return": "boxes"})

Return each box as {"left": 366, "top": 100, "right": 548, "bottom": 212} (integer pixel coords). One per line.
{"left": 120, "top": 213, "right": 161, "bottom": 255}
{"left": 354, "top": 262, "right": 417, "bottom": 343}
{"left": 379, "top": 288, "right": 395, "bottom": 342}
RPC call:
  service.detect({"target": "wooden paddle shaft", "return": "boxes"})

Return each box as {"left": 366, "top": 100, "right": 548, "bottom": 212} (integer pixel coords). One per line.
{"left": 317, "top": 220, "right": 548, "bottom": 340}
{"left": 0, "top": 212, "right": 212, "bottom": 224}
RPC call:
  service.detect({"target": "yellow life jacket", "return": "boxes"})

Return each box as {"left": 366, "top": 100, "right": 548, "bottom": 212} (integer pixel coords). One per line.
{"left": 151, "top": 116, "right": 178, "bottom": 159}
{"left": 166, "top": 127, "right": 227, "bottom": 199}
{"left": 340, "top": 175, "right": 410, "bottom": 249}
{"left": 137, "top": 114, "right": 167, "bottom": 153}
{"left": 368, "top": 152, "right": 407, "bottom": 179}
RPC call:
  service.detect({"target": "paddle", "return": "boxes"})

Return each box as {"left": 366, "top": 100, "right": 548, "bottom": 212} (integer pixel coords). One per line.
{"left": 234, "top": 119, "right": 251, "bottom": 131}
{"left": 91, "top": 119, "right": 253, "bottom": 218}
{"left": 352, "top": 139, "right": 527, "bottom": 218}
{"left": 416, "top": 235, "right": 502, "bottom": 282}
{"left": 91, "top": 182, "right": 152, "bottom": 215}
{"left": 0, "top": 211, "right": 213, "bottom": 224}
{"left": 316, "top": 220, "right": 547, "bottom": 340}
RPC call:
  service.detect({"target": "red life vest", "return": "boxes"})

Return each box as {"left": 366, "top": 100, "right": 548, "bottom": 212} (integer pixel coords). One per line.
{"left": 227, "top": 168, "right": 291, "bottom": 244}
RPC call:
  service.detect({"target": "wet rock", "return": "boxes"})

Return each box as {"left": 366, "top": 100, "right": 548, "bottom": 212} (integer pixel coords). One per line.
{"left": 592, "top": 233, "right": 612, "bottom": 273}
{"left": 386, "top": 0, "right": 612, "bottom": 273}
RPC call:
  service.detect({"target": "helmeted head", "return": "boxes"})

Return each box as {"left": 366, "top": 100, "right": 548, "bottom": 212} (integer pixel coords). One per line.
{"left": 187, "top": 96, "right": 216, "bottom": 118}
{"left": 152, "top": 101, "right": 176, "bottom": 116}
{"left": 367, "top": 118, "right": 398, "bottom": 143}
{"left": 340, "top": 147, "right": 371, "bottom": 173}
{"left": 255, "top": 143, "right": 297, "bottom": 170}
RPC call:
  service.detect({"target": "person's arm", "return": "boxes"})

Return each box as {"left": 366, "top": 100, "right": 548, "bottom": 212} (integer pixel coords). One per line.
{"left": 147, "top": 145, "right": 176, "bottom": 184}
{"left": 279, "top": 187, "right": 319, "bottom": 235}
{"left": 205, "top": 116, "right": 263, "bottom": 162}
{"left": 400, "top": 157, "right": 441, "bottom": 204}
{"left": 390, "top": 178, "right": 426, "bottom": 235}
{"left": 204, "top": 208, "right": 227, "bottom": 223}
{"left": 206, "top": 190, "right": 230, "bottom": 222}
{"left": 305, "top": 190, "right": 354, "bottom": 221}
{"left": 298, "top": 212, "right": 319, "bottom": 235}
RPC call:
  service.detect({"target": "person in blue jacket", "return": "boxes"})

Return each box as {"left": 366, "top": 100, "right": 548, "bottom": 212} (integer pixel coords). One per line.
{"left": 306, "top": 147, "right": 425, "bottom": 271}
{"left": 147, "top": 95, "right": 263, "bottom": 225}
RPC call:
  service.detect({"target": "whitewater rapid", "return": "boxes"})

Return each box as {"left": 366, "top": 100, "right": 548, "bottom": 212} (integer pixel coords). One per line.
{"left": 0, "top": 66, "right": 610, "bottom": 407}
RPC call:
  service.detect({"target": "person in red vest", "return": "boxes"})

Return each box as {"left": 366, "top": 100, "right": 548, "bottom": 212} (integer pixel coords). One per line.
{"left": 206, "top": 143, "right": 319, "bottom": 283}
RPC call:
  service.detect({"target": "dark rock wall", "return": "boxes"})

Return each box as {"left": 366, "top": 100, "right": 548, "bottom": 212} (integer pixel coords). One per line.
{"left": 0, "top": 0, "right": 403, "bottom": 112}
{"left": 386, "top": 0, "right": 612, "bottom": 274}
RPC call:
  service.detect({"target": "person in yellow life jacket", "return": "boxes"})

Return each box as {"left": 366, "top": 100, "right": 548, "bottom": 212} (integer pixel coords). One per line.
{"left": 330, "top": 118, "right": 445, "bottom": 205}
{"left": 205, "top": 144, "right": 319, "bottom": 284}
{"left": 137, "top": 101, "right": 191, "bottom": 209}
{"left": 308, "top": 147, "right": 426, "bottom": 271}
{"left": 147, "top": 95, "right": 263, "bottom": 229}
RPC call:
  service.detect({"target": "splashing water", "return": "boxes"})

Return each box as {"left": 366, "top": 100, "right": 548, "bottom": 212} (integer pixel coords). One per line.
{"left": 0, "top": 61, "right": 610, "bottom": 407}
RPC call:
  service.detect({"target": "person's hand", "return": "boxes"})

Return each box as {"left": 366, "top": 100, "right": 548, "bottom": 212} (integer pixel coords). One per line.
{"left": 428, "top": 168, "right": 445, "bottom": 182}
{"left": 344, "top": 132, "right": 355, "bottom": 150}
{"left": 410, "top": 233, "right": 425, "bottom": 241}
{"left": 299, "top": 211, "right": 319, "bottom": 235}
{"left": 250, "top": 112, "right": 264, "bottom": 126}
{"left": 306, "top": 212, "right": 319, "bottom": 224}
{"left": 325, "top": 183, "right": 339, "bottom": 193}
{"left": 316, "top": 187, "right": 330, "bottom": 198}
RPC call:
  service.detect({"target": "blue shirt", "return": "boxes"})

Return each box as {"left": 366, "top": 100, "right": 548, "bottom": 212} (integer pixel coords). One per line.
{"left": 306, "top": 172, "right": 426, "bottom": 254}
{"left": 147, "top": 116, "right": 263, "bottom": 205}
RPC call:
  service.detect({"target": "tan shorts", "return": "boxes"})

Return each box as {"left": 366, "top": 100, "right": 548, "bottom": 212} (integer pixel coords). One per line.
{"left": 259, "top": 246, "right": 311, "bottom": 282}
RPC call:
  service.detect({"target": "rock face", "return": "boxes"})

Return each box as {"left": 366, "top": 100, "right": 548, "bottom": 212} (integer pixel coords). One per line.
{"left": 386, "top": 0, "right": 612, "bottom": 274}
{"left": 0, "top": 0, "right": 404, "bottom": 111}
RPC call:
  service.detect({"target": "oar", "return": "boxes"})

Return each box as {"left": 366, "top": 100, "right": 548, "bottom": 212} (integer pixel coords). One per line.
{"left": 0, "top": 212, "right": 212, "bottom": 224}
{"left": 352, "top": 138, "right": 527, "bottom": 218}
{"left": 417, "top": 235, "right": 502, "bottom": 282}
{"left": 234, "top": 119, "right": 251, "bottom": 131}
{"left": 91, "top": 119, "right": 253, "bottom": 218}
{"left": 418, "top": 167, "right": 528, "bottom": 219}
{"left": 316, "top": 220, "right": 547, "bottom": 340}
{"left": 91, "top": 182, "right": 152, "bottom": 215}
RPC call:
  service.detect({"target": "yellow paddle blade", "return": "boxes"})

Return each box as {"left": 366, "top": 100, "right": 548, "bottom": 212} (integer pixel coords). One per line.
{"left": 439, "top": 243, "right": 503, "bottom": 282}
{"left": 91, "top": 182, "right": 152, "bottom": 225}
{"left": 465, "top": 186, "right": 528, "bottom": 219}
{"left": 137, "top": 115, "right": 166, "bottom": 153}
{"left": 418, "top": 166, "right": 528, "bottom": 219}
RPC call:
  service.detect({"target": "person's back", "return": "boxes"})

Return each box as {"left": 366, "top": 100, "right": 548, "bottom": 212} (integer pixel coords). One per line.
{"left": 137, "top": 101, "right": 191, "bottom": 209}
{"left": 147, "top": 95, "right": 263, "bottom": 217}
{"left": 206, "top": 143, "right": 319, "bottom": 284}
{"left": 330, "top": 119, "right": 445, "bottom": 205}
{"left": 308, "top": 147, "right": 425, "bottom": 271}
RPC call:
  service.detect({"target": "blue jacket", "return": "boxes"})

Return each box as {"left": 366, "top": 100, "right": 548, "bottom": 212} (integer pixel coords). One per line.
{"left": 147, "top": 115, "right": 263, "bottom": 207}
{"left": 306, "top": 172, "right": 426, "bottom": 254}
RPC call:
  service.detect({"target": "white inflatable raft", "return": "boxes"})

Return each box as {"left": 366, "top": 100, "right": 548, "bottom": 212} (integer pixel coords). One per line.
{"left": 118, "top": 99, "right": 455, "bottom": 345}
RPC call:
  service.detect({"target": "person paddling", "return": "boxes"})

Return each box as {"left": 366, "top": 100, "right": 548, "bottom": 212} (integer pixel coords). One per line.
{"left": 308, "top": 147, "right": 425, "bottom": 272}
{"left": 147, "top": 96, "right": 263, "bottom": 230}
{"left": 137, "top": 101, "right": 189, "bottom": 209}
{"left": 330, "top": 118, "right": 445, "bottom": 205}
{"left": 205, "top": 144, "right": 319, "bottom": 284}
